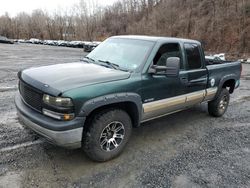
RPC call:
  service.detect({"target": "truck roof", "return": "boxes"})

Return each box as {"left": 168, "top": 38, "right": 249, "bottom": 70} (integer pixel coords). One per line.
{"left": 111, "top": 35, "right": 200, "bottom": 45}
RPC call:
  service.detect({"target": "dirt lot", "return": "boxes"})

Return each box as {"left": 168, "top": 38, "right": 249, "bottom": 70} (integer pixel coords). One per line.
{"left": 0, "top": 43, "right": 250, "bottom": 188}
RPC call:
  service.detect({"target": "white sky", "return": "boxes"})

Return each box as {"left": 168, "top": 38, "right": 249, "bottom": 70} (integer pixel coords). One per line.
{"left": 0, "top": 0, "right": 118, "bottom": 17}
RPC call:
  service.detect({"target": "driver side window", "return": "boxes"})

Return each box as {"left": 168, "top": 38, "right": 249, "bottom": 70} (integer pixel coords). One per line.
{"left": 153, "top": 43, "right": 183, "bottom": 69}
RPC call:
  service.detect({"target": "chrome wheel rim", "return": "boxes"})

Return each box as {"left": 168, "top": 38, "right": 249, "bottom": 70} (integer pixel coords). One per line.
{"left": 219, "top": 95, "right": 228, "bottom": 112}
{"left": 99, "top": 121, "right": 125, "bottom": 151}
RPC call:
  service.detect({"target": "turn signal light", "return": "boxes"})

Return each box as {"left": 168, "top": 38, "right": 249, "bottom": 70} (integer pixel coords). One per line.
{"left": 42, "top": 108, "right": 74, "bottom": 121}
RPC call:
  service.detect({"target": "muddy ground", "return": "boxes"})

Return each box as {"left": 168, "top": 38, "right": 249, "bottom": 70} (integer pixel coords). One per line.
{"left": 0, "top": 43, "right": 249, "bottom": 188}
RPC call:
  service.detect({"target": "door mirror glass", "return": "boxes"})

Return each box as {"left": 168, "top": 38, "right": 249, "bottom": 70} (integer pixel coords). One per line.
{"left": 165, "top": 57, "right": 180, "bottom": 77}
{"left": 148, "top": 57, "right": 180, "bottom": 76}
{"left": 148, "top": 65, "right": 167, "bottom": 74}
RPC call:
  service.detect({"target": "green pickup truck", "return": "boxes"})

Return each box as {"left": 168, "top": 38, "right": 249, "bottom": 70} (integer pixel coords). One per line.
{"left": 15, "top": 35, "right": 241, "bottom": 161}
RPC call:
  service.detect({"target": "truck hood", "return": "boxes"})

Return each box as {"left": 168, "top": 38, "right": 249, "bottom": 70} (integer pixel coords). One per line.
{"left": 20, "top": 62, "right": 131, "bottom": 96}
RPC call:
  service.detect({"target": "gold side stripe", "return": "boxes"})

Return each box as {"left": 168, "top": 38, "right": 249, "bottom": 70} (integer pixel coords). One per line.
{"left": 144, "top": 96, "right": 185, "bottom": 113}
{"left": 143, "top": 87, "right": 218, "bottom": 119}
{"left": 185, "top": 90, "right": 206, "bottom": 102}
{"left": 204, "top": 87, "right": 218, "bottom": 101}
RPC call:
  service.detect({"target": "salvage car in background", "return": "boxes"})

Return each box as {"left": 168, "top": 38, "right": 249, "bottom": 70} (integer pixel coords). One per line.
{"left": 10, "top": 38, "right": 102, "bottom": 49}
{"left": 67, "top": 41, "right": 84, "bottom": 48}
{"left": 205, "top": 53, "right": 226, "bottom": 65}
{"left": 84, "top": 41, "right": 101, "bottom": 52}
{"left": 57, "top": 40, "right": 68, "bottom": 47}
{"left": 0, "top": 36, "right": 14, "bottom": 44}
{"left": 29, "top": 38, "right": 43, "bottom": 44}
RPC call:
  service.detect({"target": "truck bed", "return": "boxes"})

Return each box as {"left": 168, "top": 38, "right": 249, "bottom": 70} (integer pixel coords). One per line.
{"left": 206, "top": 61, "right": 241, "bottom": 89}
{"left": 205, "top": 59, "right": 234, "bottom": 65}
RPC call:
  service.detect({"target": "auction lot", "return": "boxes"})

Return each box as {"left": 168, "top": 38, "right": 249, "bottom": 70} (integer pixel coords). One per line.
{"left": 0, "top": 43, "right": 250, "bottom": 188}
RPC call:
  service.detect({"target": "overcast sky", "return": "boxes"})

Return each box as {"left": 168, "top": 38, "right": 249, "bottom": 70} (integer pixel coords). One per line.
{"left": 0, "top": 0, "right": 118, "bottom": 17}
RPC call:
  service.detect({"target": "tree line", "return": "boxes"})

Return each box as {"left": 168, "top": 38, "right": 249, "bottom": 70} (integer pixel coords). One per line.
{"left": 0, "top": 0, "right": 249, "bottom": 55}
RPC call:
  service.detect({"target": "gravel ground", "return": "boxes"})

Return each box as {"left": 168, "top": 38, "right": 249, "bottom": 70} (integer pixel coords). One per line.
{"left": 0, "top": 43, "right": 249, "bottom": 188}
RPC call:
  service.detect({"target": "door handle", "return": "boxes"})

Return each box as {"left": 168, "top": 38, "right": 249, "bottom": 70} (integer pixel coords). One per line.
{"left": 180, "top": 77, "right": 189, "bottom": 84}
{"left": 180, "top": 77, "right": 207, "bottom": 86}
{"left": 188, "top": 78, "right": 207, "bottom": 86}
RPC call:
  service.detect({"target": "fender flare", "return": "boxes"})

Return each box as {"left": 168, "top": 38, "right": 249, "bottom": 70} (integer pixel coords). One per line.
{"left": 216, "top": 74, "right": 237, "bottom": 97}
{"left": 79, "top": 92, "right": 143, "bottom": 126}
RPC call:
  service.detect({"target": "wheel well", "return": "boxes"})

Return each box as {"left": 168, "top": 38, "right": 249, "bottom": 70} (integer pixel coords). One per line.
{"left": 85, "top": 102, "right": 140, "bottom": 128}
{"left": 222, "top": 79, "right": 235, "bottom": 93}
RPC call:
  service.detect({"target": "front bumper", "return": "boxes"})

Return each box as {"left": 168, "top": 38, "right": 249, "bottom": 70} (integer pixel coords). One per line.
{"left": 15, "top": 93, "right": 85, "bottom": 149}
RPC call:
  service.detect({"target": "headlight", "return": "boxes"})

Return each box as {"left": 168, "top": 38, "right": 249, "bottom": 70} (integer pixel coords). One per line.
{"left": 43, "top": 94, "right": 73, "bottom": 107}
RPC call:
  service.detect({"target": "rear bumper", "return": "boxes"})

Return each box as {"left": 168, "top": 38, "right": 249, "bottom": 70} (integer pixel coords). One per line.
{"left": 15, "top": 93, "right": 85, "bottom": 149}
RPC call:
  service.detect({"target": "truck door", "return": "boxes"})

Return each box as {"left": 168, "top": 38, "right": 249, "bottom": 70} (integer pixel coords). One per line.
{"left": 180, "top": 43, "right": 208, "bottom": 106}
{"left": 141, "top": 43, "right": 187, "bottom": 121}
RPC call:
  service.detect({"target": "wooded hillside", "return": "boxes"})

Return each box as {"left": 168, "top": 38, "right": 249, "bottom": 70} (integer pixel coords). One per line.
{"left": 0, "top": 0, "right": 249, "bottom": 56}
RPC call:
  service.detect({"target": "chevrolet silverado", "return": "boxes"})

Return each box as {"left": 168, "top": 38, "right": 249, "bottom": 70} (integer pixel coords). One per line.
{"left": 15, "top": 36, "right": 241, "bottom": 161}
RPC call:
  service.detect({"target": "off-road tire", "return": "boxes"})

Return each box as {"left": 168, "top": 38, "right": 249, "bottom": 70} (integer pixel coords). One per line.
{"left": 82, "top": 109, "right": 132, "bottom": 162}
{"left": 208, "top": 88, "right": 230, "bottom": 117}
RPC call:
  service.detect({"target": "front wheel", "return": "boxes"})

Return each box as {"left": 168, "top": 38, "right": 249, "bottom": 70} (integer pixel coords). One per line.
{"left": 82, "top": 109, "right": 132, "bottom": 162}
{"left": 208, "top": 88, "right": 230, "bottom": 117}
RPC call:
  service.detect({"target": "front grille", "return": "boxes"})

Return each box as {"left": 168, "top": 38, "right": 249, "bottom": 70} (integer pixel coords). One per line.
{"left": 19, "top": 81, "right": 43, "bottom": 112}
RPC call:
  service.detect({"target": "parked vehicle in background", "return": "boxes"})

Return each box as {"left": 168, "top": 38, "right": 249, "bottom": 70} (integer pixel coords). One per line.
{"left": 238, "top": 58, "right": 250, "bottom": 64}
{"left": 214, "top": 53, "right": 226, "bottom": 60}
{"left": 17, "top": 39, "right": 27, "bottom": 43}
{"left": 44, "top": 40, "right": 57, "bottom": 46}
{"left": 29, "top": 38, "right": 43, "bottom": 44}
{"left": 15, "top": 35, "right": 241, "bottom": 162}
{"left": 11, "top": 38, "right": 102, "bottom": 49}
{"left": 206, "top": 53, "right": 225, "bottom": 60}
{"left": 57, "top": 40, "right": 68, "bottom": 47}
{"left": 205, "top": 53, "right": 226, "bottom": 65}
{"left": 84, "top": 41, "right": 101, "bottom": 52}
{"left": 0, "top": 36, "right": 14, "bottom": 44}
{"left": 68, "top": 41, "right": 84, "bottom": 48}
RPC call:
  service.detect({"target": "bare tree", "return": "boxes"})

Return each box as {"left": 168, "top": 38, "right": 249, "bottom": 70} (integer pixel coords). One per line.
{"left": 0, "top": 0, "right": 249, "bottom": 55}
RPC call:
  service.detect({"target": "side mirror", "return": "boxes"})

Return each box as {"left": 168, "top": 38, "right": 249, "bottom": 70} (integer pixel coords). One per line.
{"left": 148, "top": 65, "right": 167, "bottom": 74}
{"left": 148, "top": 57, "right": 180, "bottom": 76}
{"left": 165, "top": 57, "right": 180, "bottom": 77}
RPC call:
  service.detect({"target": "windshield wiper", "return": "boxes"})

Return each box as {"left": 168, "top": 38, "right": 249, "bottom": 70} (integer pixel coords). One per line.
{"left": 80, "top": 58, "right": 90, "bottom": 63}
{"left": 98, "top": 60, "right": 119, "bottom": 70}
{"left": 98, "top": 60, "right": 129, "bottom": 72}
{"left": 83, "top": 56, "right": 96, "bottom": 63}
{"left": 82, "top": 58, "right": 129, "bottom": 71}
{"left": 80, "top": 56, "right": 96, "bottom": 63}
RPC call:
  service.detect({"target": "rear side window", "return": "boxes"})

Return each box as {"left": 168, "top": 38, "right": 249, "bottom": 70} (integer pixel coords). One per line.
{"left": 184, "top": 43, "right": 202, "bottom": 70}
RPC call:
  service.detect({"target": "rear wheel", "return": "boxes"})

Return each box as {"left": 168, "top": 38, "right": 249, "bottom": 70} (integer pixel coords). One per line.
{"left": 83, "top": 109, "right": 132, "bottom": 162}
{"left": 208, "top": 88, "right": 230, "bottom": 117}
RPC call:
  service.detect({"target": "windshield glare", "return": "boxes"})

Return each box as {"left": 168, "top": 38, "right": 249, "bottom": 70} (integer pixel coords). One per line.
{"left": 87, "top": 38, "right": 155, "bottom": 71}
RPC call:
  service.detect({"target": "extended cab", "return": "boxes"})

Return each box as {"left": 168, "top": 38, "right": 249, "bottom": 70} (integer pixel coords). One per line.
{"left": 15, "top": 36, "right": 241, "bottom": 161}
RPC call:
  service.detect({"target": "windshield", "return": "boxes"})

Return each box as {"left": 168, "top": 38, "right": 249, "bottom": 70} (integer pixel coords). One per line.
{"left": 86, "top": 38, "right": 155, "bottom": 71}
